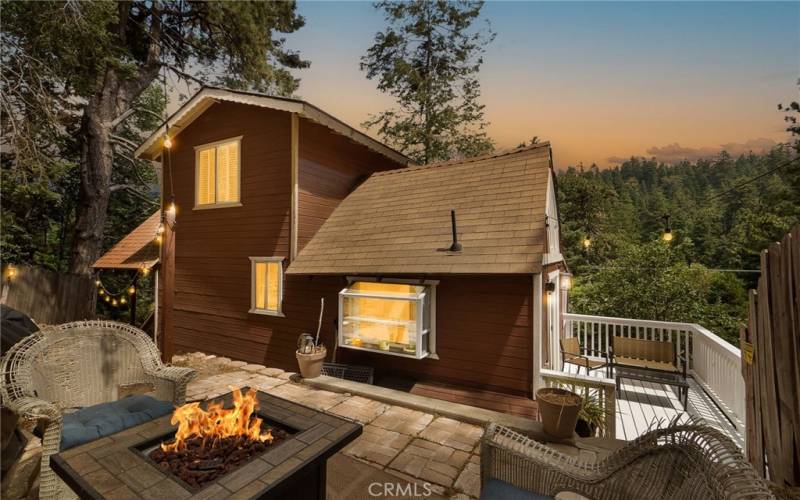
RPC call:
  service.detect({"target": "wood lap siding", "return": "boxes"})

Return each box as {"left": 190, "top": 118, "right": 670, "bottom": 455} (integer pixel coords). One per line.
{"left": 297, "top": 118, "right": 400, "bottom": 252}
{"left": 339, "top": 275, "right": 533, "bottom": 396}
{"left": 168, "top": 101, "right": 292, "bottom": 364}
{"left": 166, "top": 106, "right": 403, "bottom": 370}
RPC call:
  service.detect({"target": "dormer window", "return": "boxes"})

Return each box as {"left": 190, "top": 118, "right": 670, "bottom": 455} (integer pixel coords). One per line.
{"left": 195, "top": 136, "right": 242, "bottom": 208}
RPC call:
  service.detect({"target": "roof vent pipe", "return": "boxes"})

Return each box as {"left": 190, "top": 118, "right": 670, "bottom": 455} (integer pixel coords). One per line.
{"left": 449, "top": 210, "right": 463, "bottom": 252}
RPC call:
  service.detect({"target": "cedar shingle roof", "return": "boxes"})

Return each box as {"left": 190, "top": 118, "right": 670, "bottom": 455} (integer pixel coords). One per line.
{"left": 287, "top": 143, "right": 552, "bottom": 275}
{"left": 92, "top": 211, "right": 161, "bottom": 270}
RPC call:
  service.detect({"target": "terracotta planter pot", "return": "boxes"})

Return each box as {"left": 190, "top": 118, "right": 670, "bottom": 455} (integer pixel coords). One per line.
{"left": 296, "top": 347, "right": 326, "bottom": 379}
{"left": 536, "top": 387, "right": 581, "bottom": 439}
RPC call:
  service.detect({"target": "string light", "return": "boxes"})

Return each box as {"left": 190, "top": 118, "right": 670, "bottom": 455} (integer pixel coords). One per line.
{"left": 166, "top": 201, "right": 177, "bottom": 217}
{"left": 120, "top": 297, "right": 127, "bottom": 305}
{"left": 140, "top": 266, "right": 150, "bottom": 277}
{"left": 128, "top": 286, "right": 136, "bottom": 295}
{"left": 111, "top": 298, "right": 118, "bottom": 307}
{"left": 104, "top": 295, "right": 111, "bottom": 303}
{"left": 98, "top": 288, "right": 105, "bottom": 296}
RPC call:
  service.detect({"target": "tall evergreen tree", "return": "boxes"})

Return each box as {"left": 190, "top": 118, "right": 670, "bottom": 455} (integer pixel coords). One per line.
{"left": 361, "top": 0, "right": 495, "bottom": 164}
{"left": 1, "top": 1, "right": 309, "bottom": 276}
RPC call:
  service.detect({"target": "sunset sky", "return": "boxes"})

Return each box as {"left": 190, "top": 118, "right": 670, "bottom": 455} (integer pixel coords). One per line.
{"left": 279, "top": 1, "right": 798, "bottom": 168}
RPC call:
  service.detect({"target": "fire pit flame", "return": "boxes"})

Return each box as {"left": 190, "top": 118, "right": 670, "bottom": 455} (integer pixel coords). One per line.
{"left": 161, "top": 387, "right": 273, "bottom": 452}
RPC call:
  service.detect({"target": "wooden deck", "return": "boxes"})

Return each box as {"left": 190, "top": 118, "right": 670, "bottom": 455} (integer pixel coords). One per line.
{"left": 375, "top": 370, "right": 743, "bottom": 449}
{"left": 565, "top": 365, "right": 744, "bottom": 447}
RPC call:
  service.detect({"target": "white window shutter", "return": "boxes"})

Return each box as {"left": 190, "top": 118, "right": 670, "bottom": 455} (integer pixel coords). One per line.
{"left": 197, "top": 148, "right": 216, "bottom": 205}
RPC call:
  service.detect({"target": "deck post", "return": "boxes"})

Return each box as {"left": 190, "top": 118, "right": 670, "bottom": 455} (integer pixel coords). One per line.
{"left": 161, "top": 211, "right": 176, "bottom": 363}
{"left": 532, "top": 273, "right": 543, "bottom": 395}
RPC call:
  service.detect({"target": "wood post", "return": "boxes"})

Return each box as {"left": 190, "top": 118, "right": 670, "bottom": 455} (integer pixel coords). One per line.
{"left": 161, "top": 212, "right": 176, "bottom": 363}
{"left": 130, "top": 273, "right": 138, "bottom": 327}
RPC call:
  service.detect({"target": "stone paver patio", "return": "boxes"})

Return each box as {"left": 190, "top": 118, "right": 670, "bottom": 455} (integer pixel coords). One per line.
{"left": 174, "top": 352, "right": 605, "bottom": 499}
{"left": 175, "top": 352, "right": 484, "bottom": 499}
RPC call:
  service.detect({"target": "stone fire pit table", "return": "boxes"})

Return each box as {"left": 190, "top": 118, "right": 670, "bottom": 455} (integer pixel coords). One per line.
{"left": 50, "top": 388, "right": 362, "bottom": 499}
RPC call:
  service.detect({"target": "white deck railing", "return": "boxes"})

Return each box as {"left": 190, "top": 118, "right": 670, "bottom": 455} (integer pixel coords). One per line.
{"left": 562, "top": 313, "right": 745, "bottom": 431}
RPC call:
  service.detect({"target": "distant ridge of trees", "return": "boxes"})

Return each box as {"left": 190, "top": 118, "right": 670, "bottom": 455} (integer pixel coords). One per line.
{"left": 558, "top": 146, "right": 799, "bottom": 343}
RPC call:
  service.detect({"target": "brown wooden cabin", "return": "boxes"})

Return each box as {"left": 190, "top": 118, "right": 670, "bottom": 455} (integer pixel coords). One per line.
{"left": 108, "top": 86, "right": 568, "bottom": 411}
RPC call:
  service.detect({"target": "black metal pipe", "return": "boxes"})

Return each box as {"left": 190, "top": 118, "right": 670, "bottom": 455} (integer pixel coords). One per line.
{"left": 449, "top": 210, "right": 463, "bottom": 252}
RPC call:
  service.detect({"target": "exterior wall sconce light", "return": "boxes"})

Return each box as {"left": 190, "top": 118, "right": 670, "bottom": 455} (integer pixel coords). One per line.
{"left": 545, "top": 281, "right": 557, "bottom": 294}
{"left": 5, "top": 264, "right": 18, "bottom": 280}
{"left": 560, "top": 273, "right": 572, "bottom": 291}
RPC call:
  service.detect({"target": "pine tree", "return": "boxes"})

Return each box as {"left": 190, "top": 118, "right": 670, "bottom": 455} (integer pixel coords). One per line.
{"left": 1, "top": 1, "right": 309, "bottom": 276}
{"left": 361, "top": 0, "right": 495, "bottom": 164}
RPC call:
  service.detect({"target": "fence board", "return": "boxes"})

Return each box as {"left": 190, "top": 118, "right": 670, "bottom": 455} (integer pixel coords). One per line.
{"left": 0, "top": 265, "right": 95, "bottom": 325}
{"left": 743, "top": 225, "right": 800, "bottom": 488}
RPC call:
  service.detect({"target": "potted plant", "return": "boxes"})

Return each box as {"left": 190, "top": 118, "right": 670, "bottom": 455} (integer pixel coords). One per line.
{"left": 296, "top": 299, "right": 327, "bottom": 378}
{"left": 536, "top": 387, "right": 582, "bottom": 439}
{"left": 576, "top": 392, "right": 608, "bottom": 437}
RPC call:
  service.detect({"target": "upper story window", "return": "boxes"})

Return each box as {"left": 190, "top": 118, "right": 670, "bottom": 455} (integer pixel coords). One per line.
{"left": 339, "top": 280, "right": 436, "bottom": 359}
{"left": 195, "top": 136, "right": 242, "bottom": 208}
{"left": 249, "top": 257, "right": 284, "bottom": 316}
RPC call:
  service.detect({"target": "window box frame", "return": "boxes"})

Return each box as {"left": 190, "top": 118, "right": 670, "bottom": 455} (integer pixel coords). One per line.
{"left": 338, "top": 278, "right": 438, "bottom": 360}
{"left": 249, "top": 256, "right": 285, "bottom": 317}
{"left": 194, "top": 136, "right": 243, "bottom": 210}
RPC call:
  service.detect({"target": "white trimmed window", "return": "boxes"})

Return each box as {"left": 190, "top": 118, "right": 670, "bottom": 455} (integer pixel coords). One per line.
{"left": 195, "top": 136, "right": 242, "bottom": 208}
{"left": 249, "top": 257, "right": 284, "bottom": 316}
{"left": 338, "top": 280, "right": 437, "bottom": 360}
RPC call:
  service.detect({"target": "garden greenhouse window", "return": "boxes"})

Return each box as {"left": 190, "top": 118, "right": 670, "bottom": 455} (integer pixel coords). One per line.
{"left": 338, "top": 280, "right": 436, "bottom": 359}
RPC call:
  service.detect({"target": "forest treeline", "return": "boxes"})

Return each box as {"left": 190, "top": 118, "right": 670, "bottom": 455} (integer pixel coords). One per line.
{"left": 557, "top": 146, "right": 800, "bottom": 343}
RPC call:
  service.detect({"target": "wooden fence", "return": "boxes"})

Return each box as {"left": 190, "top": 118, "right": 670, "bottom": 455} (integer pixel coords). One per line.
{"left": 740, "top": 224, "right": 799, "bottom": 489}
{"left": 0, "top": 264, "right": 95, "bottom": 325}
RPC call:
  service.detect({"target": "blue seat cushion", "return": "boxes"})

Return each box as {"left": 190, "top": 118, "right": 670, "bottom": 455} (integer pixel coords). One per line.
{"left": 60, "top": 395, "right": 173, "bottom": 451}
{"left": 480, "top": 479, "right": 555, "bottom": 500}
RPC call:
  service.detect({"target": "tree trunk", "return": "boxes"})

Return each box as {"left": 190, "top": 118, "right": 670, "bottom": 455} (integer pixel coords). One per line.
{"left": 69, "top": 91, "right": 116, "bottom": 276}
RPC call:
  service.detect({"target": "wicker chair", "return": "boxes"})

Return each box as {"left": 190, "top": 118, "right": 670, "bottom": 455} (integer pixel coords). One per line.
{"left": 480, "top": 420, "right": 773, "bottom": 500}
{"left": 0, "top": 320, "right": 196, "bottom": 500}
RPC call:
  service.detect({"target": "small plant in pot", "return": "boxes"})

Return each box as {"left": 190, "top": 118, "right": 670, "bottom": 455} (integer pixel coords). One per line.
{"left": 536, "top": 387, "right": 582, "bottom": 439}
{"left": 576, "top": 392, "right": 608, "bottom": 438}
{"left": 296, "top": 299, "right": 327, "bottom": 378}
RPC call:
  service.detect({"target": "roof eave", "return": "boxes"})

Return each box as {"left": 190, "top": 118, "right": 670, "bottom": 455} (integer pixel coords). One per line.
{"left": 135, "top": 87, "right": 410, "bottom": 166}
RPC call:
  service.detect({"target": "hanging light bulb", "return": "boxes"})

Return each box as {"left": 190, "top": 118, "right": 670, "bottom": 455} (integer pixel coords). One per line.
{"left": 120, "top": 296, "right": 127, "bottom": 305}
{"left": 140, "top": 266, "right": 150, "bottom": 277}
{"left": 582, "top": 235, "right": 591, "bottom": 249}
{"left": 94, "top": 279, "right": 101, "bottom": 287}
{"left": 104, "top": 295, "right": 111, "bottom": 303}
{"left": 98, "top": 288, "right": 105, "bottom": 296}
{"left": 166, "top": 201, "right": 177, "bottom": 217}
{"left": 154, "top": 234, "right": 163, "bottom": 245}
{"left": 661, "top": 215, "right": 673, "bottom": 242}
{"left": 157, "top": 223, "right": 165, "bottom": 235}
{"left": 163, "top": 135, "right": 173, "bottom": 149}
{"left": 128, "top": 286, "right": 136, "bottom": 295}
{"left": 5, "top": 265, "right": 18, "bottom": 280}
{"left": 111, "top": 298, "right": 118, "bottom": 307}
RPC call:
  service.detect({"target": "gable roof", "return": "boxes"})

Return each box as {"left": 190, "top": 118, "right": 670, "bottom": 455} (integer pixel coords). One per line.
{"left": 286, "top": 143, "right": 553, "bottom": 275}
{"left": 92, "top": 211, "right": 161, "bottom": 270}
{"left": 135, "top": 86, "right": 410, "bottom": 166}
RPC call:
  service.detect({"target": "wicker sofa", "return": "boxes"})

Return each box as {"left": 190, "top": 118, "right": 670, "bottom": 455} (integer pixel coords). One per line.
{"left": 480, "top": 420, "right": 772, "bottom": 500}
{"left": 0, "top": 320, "right": 196, "bottom": 500}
